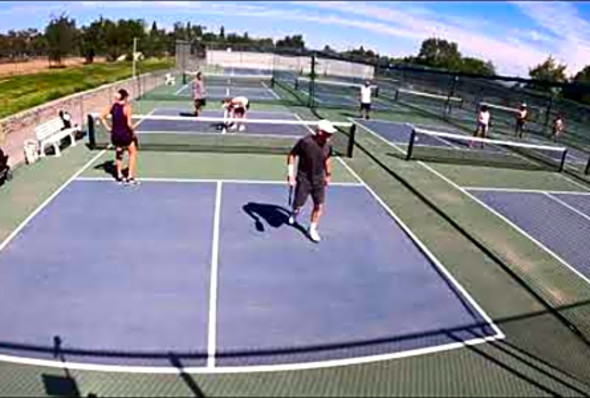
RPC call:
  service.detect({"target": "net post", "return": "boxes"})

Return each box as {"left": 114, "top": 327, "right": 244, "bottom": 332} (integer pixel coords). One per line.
{"left": 446, "top": 75, "right": 458, "bottom": 115}
{"left": 585, "top": 155, "right": 590, "bottom": 175}
{"left": 308, "top": 52, "right": 316, "bottom": 109}
{"left": 347, "top": 124, "right": 356, "bottom": 158}
{"left": 406, "top": 127, "right": 416, "bottom": 161}
{"left": 543, "top": 93, "right": 554, "bottom": 133}
{"left": 559, "top": 148, "right": 567, "bottom": 172}
{"left": 87, "top": 114, "right": 96, "bottom": 150}
{"left": 394, "top": 89, "right": 400, "bottom": 101}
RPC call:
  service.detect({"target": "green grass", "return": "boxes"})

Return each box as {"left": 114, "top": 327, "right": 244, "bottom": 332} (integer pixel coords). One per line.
{"left": 0, "top": 58, "right": 174, "bottom": 119}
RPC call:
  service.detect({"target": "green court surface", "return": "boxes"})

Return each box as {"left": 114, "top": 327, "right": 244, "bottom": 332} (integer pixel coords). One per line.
{"left": 1, "top": 81, "right": 590, "bottom": 397}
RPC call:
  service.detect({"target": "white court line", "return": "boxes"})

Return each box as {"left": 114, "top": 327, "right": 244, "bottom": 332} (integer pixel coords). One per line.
{"left": 207, "top": 181, "right": 222, "bottom": 368}
{"left": 149, "top": 109, "right": 298, "bottom": 118}
{"left": 0, "top": 162, "right": 502, "bottom": 375}
{"left": 74, "top": 176, "right": 363, "bottom": 187}
{"left": 353, "top": 118, "right": 590, "bottom": 290}
{"left": 0, "top": 336, "right": 505, "bottom": 375}
{"left": 174, "top": 84, "right": 189, "bottom": 96}
{"left": 293, "top": 113, "right": 315, "bottom": 135}
{"left": 296, "top": 88, "right": 325, "bottom": 104}
{"left": 335, "top": 156, "right": 504, "bottom": 339}
{"left": 131, "top": 131, "right": 303, "bottom": 140}
{"left": 349, "top": 118, "right": 409, "bottom": 157}
{"left": 463, "top": 187, "right": 590, "bottom": 195}
{"left": 261, "top": 81, "right": 281, "bottom": 100}
{"left": 419, "top": 131, "right": 461, "bottom": 149}
{"left": 0, "top": 149, "right": 107, "bottom": 254}
{"left": 93, "top": 113, "right": 351, "bottom": 127}
{"left": 423, "top": 167, "right": 590, "bottom": 288}
{"left": 560, "top": 173, "right": 590, "bottom": 192}
{"left": 545, "top": 193, "right": 590, "bottom": 223}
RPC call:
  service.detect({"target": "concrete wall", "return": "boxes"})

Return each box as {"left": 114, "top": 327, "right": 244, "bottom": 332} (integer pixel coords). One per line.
{"left": 0, "top": 70, "right": 169, "bottom": 167}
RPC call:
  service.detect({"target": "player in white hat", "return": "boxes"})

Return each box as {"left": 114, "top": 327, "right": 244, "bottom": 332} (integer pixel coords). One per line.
{"left": 286, "top": 120, "right": 337, "bottom": 242}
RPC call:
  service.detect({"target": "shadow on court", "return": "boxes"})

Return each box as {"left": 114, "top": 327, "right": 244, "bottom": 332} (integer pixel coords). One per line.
{"left": 242, "top": 202, "right": 309, "bottom": 237}
{"left": 93, "top": 160, "right": 134, "bottom": 179}
{"left": 41, "top": 336, "right": 83, "bottom": 398}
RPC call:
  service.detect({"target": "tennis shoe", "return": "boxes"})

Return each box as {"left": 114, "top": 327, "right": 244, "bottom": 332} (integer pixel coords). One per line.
{"left": 125, "top": 177, "right": 140, "bottom": 186}
{"left": 239, "top": 125, "right": 246, "bottom": 132}
{"left": 308, "top": 227, "right": 321, "bottom": 243}
{"left": 230, "top": 124, "right": 238, "bottom": 131}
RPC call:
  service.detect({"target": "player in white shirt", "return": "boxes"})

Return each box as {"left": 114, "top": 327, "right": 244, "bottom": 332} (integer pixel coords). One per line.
{"left": 222, "top": 96, "right": 250, "bottom": 132}
{"left": 359, "top": 81, "right": 372, "bottom": 120}
{"left": 552, "top": 113, "right": 564, "bottom": 142}
{"left": 515, "top": 103, "right": 528, "bottom": 138}
{"left": 471, "top": 104, "right": 490, "bottom": 148}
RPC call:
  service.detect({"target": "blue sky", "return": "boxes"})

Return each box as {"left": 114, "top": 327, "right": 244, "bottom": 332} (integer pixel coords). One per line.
{"left": 1, "top": 1, "right": 590, "bottom": 77}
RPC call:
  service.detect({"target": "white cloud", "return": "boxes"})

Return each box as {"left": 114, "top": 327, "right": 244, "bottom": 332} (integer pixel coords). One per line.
{"left": 4, "top": 1, "right": 589, "bottom": 77}
{"left": 513, "top": 1, "right": 590, "bottom": 76}
{"left": 291, "top": 1, "right": 558, "bottom": 76}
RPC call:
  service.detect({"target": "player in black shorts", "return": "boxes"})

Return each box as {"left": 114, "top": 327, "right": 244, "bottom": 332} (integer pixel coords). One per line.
{"left": 287, "top": 120, "right": 337, "bottom": 243}
{"left": 515, "top": 103, "right": 528, "bottom": 139}
{"left": 99, "top": 89, "right": 139, "bottom": 185}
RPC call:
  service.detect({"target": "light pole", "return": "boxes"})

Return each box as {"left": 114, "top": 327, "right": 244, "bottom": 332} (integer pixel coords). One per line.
{"left": 132, "top": 37, "right": 138, "bottom": 78}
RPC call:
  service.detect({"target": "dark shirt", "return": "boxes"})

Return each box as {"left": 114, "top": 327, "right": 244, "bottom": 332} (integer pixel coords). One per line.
{"left": 290, "top": 134, "right": 332, "bottom": 184}
{"left": 110, "top": 103, "right": 132, "bottom": 139}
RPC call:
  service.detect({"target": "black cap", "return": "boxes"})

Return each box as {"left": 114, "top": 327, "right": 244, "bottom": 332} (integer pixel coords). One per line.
{"left": 118, "top": 89, "right": 129, "bottom": 100}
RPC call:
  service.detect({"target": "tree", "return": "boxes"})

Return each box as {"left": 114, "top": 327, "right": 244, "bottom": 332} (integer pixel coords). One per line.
{"left": 322, "top": 45, "right": 336, "bottom": 54}
{"left": 460, "top": 57, "right": 496, "bottom": 76}
{"left": 45, "top": 14, "right": 77, "bottom": 66}
{"left": 562, "top": 65, "right": 590, "bottom": 104}
{"left": 79, "top": 17, "right": 107, "bottom": 64}
{"left": 573, "top": 65, "right": 590, "bottom": 83}
{"left": 416, "top": 37, "right": 462, "bottom": 70}
{"left": 276, "top": 35, "right": 305, "bottom": 50}
{"left": 529, "top": 56, "right": 567, "bottom": 83}
{"left": 219, "top": 26, "right": 225, "bottom": 40}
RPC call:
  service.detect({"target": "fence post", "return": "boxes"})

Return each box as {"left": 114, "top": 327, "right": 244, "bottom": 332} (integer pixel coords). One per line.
{"left": 308, "top": 51, "right": 316, "bottom": 109}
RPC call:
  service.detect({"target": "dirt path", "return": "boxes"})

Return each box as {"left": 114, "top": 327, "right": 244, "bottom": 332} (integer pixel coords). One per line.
{"left": 0, "top": 57, "right": 107, "bottom": 77}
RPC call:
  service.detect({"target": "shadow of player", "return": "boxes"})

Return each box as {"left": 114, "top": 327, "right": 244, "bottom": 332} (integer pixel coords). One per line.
{"left": 243, "top": 202, "right": 308, "bottom": 237}
{"left": 93, "top": 160, "right": 130, "bottom": 179}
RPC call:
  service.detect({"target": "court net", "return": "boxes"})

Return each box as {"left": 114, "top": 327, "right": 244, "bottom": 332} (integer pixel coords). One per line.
{"left": 383, "top": 88, "right": 463, "bottom": 113}
{"left": 406, "top": 127, "right": 568, "bottom": 172}
{"left": 139, "top": 73, "right": 278, "bottom": 102}
{"left": 183, "top": 72, "right": 275, "bottom": 87}
{"left": 478, "top": 101, "right": 543, "bottom": 126}
{"left": 295, "top": 77, "right": 380, "bottom": 97}
{"left": 87, "top": 113, "right": 356, "bottom": 157}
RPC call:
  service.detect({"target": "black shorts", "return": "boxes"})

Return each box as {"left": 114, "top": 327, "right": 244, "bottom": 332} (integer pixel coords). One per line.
{"left": 233, "top": 106, "right": 247, "bottom": 116}
{"left": 360, "top": 102, "right": 371, "bottom": 111}
{"left": 293, "top": 177, "right": 325, "bottom": 208}
{"left": 111, "top": 133, "right": 134, "bottom": 148}
{"left": 194, "top": 98, "right": 206, "bottom": 108}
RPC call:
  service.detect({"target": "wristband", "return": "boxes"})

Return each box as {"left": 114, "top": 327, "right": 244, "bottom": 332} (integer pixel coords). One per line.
{"left": 288, "top": 164, "right": 294, "bottom": 178}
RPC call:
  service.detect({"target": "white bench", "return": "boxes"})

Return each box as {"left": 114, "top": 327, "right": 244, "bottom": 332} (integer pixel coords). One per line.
{"left": 34, "top": 117, "right": 79, "bottom": 157}
{"left": 165, "top": 73, "right": 176, "bottom": 85}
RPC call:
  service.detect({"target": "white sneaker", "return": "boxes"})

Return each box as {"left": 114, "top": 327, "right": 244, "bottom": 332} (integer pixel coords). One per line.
{"left": 125, "top": 177, "right": 140, "bottom": 186}
{"left": 238, "top": 125, "right": 246, "bottom": 132}
{"left": 308, "top": 227, "right": 321, "bottom": 242}
{"left": 230, "top": 124, "right": 237, "bottom": 131}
